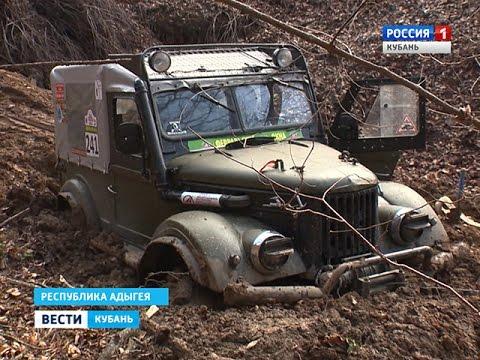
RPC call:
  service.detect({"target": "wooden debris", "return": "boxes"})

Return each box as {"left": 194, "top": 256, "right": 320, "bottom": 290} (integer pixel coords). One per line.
{"left": 224, "top": 282, "right": 324, "bottom": 305}
{"left": 0, "top": 207, "right": 30, "bottom": 228}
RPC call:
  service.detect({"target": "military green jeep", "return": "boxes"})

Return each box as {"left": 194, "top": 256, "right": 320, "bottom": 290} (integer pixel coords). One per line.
{"left": 51, "top": 44, "right": 447, "bottom": 303}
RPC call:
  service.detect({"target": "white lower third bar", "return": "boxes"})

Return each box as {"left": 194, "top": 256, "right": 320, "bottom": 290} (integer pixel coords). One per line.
{"left": 383, "top": 41, "right": 451, "bottom": 54}
{"left": 34, "top": 310, "right": 88, "bottom": 329}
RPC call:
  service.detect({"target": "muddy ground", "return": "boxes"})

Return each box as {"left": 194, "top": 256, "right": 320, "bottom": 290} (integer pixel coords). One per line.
{"left": 0, "top": 0, "right": 479, "bottom": 359}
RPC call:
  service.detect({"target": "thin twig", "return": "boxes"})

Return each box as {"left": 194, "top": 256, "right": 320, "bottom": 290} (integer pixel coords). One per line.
{"left": 0, "top": 207, "right": 30, "bottom": 228}
{"left": 1, "top": 333, "right": 47, "bottom": 350}
{"left": 0, "top": 275, "right": 46, "bottom": 288}
{"left": 330, "top": 0, "right": 369, "bottom": 45}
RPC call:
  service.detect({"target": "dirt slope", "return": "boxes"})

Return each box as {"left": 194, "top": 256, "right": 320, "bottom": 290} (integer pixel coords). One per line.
{"left": 0, "top": 0, "right": 479, "bottom": 359}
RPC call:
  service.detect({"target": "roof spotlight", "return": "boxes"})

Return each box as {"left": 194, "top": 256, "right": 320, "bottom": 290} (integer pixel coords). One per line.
{"left": 149, "top": 51, "right": 171, "bottom": 73}
{"left": 273, "top": 48, "right": 294, "bottom": 68}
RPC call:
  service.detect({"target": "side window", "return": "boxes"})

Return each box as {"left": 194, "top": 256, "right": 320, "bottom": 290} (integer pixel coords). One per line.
{"left": 114, "top": 98, "right": 143, "bottom": 155}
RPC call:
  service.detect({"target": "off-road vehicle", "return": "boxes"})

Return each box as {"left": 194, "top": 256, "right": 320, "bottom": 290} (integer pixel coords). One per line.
{"left": 51, "top": 44, "right": 448, "bottom": 303}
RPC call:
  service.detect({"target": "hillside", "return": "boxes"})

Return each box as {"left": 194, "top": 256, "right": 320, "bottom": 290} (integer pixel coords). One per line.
{"left": 0, "top": 0, "right": 479, "bottom": 358}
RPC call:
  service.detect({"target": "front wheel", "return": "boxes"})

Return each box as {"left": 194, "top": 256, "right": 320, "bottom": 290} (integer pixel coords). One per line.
{"left": 140, "top": 246, "right": 221, "bottom": 306}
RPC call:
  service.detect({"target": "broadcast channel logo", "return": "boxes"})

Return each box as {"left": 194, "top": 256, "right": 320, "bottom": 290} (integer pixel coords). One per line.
{"left": 382, "top": 25, "right": 452, "bottom": 54}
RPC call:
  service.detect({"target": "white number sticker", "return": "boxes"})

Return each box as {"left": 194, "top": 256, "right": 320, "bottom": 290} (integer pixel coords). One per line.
{"left": 85, "top": 133, "right": 100, "bottom": 157}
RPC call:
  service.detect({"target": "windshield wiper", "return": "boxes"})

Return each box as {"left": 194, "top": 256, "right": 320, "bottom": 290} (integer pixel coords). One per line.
{"left": 191, "top": 84, "right": 236, "bottom": 113}
{"left": 225, "top": 136, "right": 277, "bottom": 150}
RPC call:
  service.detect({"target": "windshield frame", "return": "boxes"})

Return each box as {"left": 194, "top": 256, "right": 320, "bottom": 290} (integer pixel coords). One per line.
{"left": 151, "top": 75, "right": 318, "bottom": 142}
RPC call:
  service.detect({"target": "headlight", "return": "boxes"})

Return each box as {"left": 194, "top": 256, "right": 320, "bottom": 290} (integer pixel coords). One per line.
{"left": 273, "top": 48, "right": 294, "bottom": 68}
{"left": 149, "top": 51, "right": 171, "bottom": 73}
{"left": 249, "top": 230, "right": 294, "bottom": 273}
{"left": 391, "top": 208, "right": 432, "bottom": 245}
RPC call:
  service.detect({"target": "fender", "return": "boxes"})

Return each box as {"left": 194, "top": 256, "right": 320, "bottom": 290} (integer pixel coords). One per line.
{"left": 138, "top": 211, "right": 306, "bottom": 292}
{"left": 58, "top": 177, "right": 100, "bottom": 230}
{"left": 378, "top": 181, "right": 448, "bottom": 250}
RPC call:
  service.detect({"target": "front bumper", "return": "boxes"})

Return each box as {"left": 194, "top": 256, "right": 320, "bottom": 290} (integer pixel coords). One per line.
{"left": 224, "top": 245, "right": 432, "bottom": 305}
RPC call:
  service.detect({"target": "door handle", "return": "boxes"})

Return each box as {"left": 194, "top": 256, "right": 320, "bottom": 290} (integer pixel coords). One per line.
{"left": 107, "top": 185, "right": 118, "bottom": 195}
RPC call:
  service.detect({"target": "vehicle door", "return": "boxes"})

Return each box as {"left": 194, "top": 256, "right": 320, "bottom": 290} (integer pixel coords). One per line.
{"left": 108, "top": 95, "right": 161, "bottom": 245}
{"left": 328, "top": 79, "right": 426, "bottom": 179}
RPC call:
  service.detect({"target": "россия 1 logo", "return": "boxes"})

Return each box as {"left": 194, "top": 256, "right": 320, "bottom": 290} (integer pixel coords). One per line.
{"left": 382, "top": 25, "right": 452, "bottom": 54}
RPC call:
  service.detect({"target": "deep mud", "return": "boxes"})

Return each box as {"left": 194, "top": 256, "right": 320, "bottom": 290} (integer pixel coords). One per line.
{"left": 0, "top": 0, "right": 479, "bottom": 358}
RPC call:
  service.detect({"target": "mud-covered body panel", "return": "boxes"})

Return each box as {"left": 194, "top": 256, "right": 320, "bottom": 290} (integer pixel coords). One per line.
{"left": 377, "top": 181, "right": 448, "bottom": 251}
{"left": 139, "top": 211, "right": 306, "bottom": 292}
{"left": 168, "top": 141, "right": 378, "bottom": 193}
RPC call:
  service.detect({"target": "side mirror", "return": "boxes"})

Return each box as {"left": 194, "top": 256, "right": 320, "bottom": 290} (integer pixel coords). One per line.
{"left": 116, "top": 122, "right": 143, "bottom": 154}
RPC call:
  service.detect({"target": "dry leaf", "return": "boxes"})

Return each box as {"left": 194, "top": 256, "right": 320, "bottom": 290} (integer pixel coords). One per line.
{"left": 460, "top": 213, "right": 480, "bottom": 228}
{"left": 246, "top": 339, "right": 259, "bottom": 349}
{"left": 67, "top": 343, "right": 81, "bottom": 355}
{"left": 145, "top": 305, "right": 159, "bottom": 319}
{"left": 29, "top": 332, "right": 38, "bottom": 345}
{"left": 6, "top": 288, "right": 21, "bottom": 297}
{"left": 0, "top": 344, "right": 12, "bottom": 356}
{"left": 324, "top": 334, "right": 347, "bottom": 347}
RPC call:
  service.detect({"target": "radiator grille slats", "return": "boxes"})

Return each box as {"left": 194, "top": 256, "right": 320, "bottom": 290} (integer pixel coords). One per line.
{"left": 296, "top": 186, "right": 378, "bottom": 267}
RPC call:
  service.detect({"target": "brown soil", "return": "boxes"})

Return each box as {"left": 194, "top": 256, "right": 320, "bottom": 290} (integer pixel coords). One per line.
{"left": 0, "top": 0, "right": 479, "bottom": 359}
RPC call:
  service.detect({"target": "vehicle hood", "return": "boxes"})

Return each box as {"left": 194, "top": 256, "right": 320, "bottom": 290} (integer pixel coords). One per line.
{"left": 167, "top": 141, "right": 378, "bottom": 194}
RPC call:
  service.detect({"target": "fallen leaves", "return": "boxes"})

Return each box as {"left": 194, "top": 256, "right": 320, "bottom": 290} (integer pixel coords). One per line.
{"left": 67, "top": 343, "right": 81, "bottom": 357}
{"left": 145, "top": 305, "right": 159, "bottom": 319}
{"left": 460, "top": 213, "right": 480, "bottom": 228}
{"left": 6, "top": 287, "right": 21, "bottom": 297}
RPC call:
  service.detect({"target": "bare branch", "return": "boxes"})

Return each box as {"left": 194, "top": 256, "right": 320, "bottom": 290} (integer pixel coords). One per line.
{"left": 330, "top": 0, "right": 369, "bottom": 45}
{"left": 213, "top": 0, "right": 480, "bottom": 130}
{"left": 0, "top": 58, "right": 131, "bottom": 70}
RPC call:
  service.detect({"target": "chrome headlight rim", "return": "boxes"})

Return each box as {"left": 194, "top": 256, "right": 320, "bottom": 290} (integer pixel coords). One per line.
{"left": 149, "top": 50, "right": 172, "bottom": 73}
{"left": 272, "top": 47, "right": 294, "bottom": 68}
{"left": 250, "top": 230, "right": 292, "bottom": 274}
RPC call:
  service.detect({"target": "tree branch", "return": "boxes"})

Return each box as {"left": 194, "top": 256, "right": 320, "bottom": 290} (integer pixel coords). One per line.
{"left": 0, "top": 58, "right": 131, "bottom": 70}
{"left": 213, "top": 0, "right": 479, "bottom": 130}
{"left": 330, "top": 0, "right": 369, "bottom": 45}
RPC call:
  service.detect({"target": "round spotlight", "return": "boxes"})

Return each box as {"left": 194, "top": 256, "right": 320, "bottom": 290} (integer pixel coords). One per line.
{"left": 149, "top": 51, "right": 171, "bottom": 73}
{"left": 273, "top": 48, "right": 294, "bottom": 68}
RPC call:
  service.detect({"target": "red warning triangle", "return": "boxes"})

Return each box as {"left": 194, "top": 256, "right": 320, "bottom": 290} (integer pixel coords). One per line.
{"left": 397, "top": 114, "right": 417, "bottom": 134}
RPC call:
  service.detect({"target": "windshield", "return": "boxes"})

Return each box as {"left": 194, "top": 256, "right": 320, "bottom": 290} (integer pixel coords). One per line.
{"left": 155, "top": 88, "right": 236, "bottom": 136}
{"left": 154, "top": 81, "right": 312, "bottom": 138}
{"left": 234, "top": 83, "right": 311, "bottom": 130}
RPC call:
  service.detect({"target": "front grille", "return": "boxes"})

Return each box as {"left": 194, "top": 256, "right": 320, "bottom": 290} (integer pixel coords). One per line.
{"left": 296, "top": 186, "right": 378, "bottom": 267}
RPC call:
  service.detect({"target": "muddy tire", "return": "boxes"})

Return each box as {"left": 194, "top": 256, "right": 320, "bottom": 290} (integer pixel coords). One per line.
{"left": 66, "top": 206, "right": 88, "bottom": 229}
